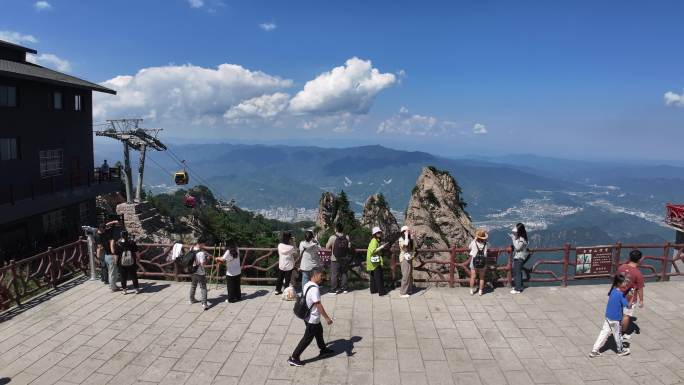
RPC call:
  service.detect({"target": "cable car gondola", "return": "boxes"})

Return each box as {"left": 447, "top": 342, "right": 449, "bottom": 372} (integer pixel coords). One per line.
{"left": 184, "top": 194, "right": 196, "bottom": 208}
{"left": 174, "top": 160, "right": 189, "bottom": 185}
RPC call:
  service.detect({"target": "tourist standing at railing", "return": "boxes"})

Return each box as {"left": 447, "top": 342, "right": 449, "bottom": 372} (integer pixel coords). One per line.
{"left": 299, "top": 231, "right": 321, "bottom": 288}
{"left": 217, "top": 241, "right": 241, "bottom": 303}
{"left": 276, "top": 232, "right": 297, "bottom": 296}
{"left": 100, "top": 159, "right": 110, "bottom": 181}
{"left": 103, "top": 217, "right": 121, "bottom": 292}
{"left": 367, "top": 227, "right": 387, "bottom": 296}
{"left": 116, "top": 230, "right": 140, "bottom": 295}
{"left": 188, "top": 242, "right": 209, "bottom": 310}
{"left": 469, "top": 229, "right": 489, "bottom": 296}
{"left": 95, "top": 225, "right": 107, "bottom": 285}
{"left": 510, "top": 223, "right": 529, "bottom": 294}
{"left": 398, "top": 225, "right": 415, "bottom": 298}
{"left": 617, "top": 250, "right": 645, "bottom": 341}
{"left": 326, "top": 223, "right": 352, "bottom": 295}
{"left": 589, "top": 274, "right": 631, "bottom": 357}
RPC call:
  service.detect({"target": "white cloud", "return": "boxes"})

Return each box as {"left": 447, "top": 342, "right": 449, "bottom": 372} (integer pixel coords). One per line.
{"left": 473, "top": 122, "right": 488, "bottom": 135}
{"left": 224, "top": 92, "right": 290, "bottom": 122}
{"left": 259, "top": 23, "right": 277, "bottom": 32}
{"left": 377, "top": 107, "right": 440, "bottom": 136}
{"left": 0, "top": 30, "right": 38, "bottom": 45}
{"left": 188, "top": 0, "right": 204, "bottom": 8}
{"left": 289, "top": 57, "right": 396, "bottom": 115}
{"left": 34, "top": 1, "right": 52, "bottom": 10}
{"left": 94, "top": 63, "right": 293, "bottom": 128}
{"left": 26, "top": 53, "right": 71, "bottom": 72}
{"left": 664, "top": 90, "right": 684, "bottom": 107}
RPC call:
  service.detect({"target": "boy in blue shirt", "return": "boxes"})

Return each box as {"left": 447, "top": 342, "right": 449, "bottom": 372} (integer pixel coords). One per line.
{"left": 589, "top": 274, "right": 631, "bottom": 357}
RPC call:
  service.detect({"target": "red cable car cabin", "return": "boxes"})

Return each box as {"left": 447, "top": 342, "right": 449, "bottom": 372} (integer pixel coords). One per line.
{"left": 184, "top": 195, "right": 196, "bottom": 208}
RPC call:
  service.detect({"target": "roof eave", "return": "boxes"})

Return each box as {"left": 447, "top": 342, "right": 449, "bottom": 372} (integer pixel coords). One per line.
{"left": 0, "top": 69, "right": 117, "bottom": 95}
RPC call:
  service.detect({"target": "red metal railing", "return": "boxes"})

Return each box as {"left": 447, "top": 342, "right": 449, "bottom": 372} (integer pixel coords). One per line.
{"left": 666, "top": 203, "right": 684, "bottom": 229}
{"left": 0, "top": 239, "right": 89, "bottom": 310}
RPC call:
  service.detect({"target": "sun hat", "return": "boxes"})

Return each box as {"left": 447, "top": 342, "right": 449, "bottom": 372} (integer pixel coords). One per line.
{"left": 475, "top": 229, "right": 488, "bottom": 241}
{"left": 372, "top": 226, "right": 382, "bottom": 235}
{"left": 401, "top": 225, "right": 409, "bottom": 232}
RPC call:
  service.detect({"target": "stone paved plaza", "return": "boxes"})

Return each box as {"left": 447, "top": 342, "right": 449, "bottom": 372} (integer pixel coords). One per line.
{"left": 1, "top": 278, "right": 684, "bottom": 385}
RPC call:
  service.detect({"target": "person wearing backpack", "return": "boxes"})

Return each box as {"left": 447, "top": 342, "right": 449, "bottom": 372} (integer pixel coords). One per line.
{"left": 115, "top": 230, "right": 140, "bottom": 295}
{"left": 299, "top": 231, "right": 321, "bottom": 288}
{"left": 276, "top": 232, "right": 297, "bottom": 296}
{"left": 367, "top": 227, "right": 387, "bottom": 296}
{"left": 188, "top": 242, "right": 209, "bottom": 310}
{"left": 509, "top": 223, "right": 529, "bottom": 294}
{"left": 469, "top": 229, "right": 489, "bottom": 296}
{"left": 287, "top": 268, "right": 334, "bottom": 366}
{"left": 325, "top": 223, "right": 352, "bottom": 295}
{"left": 398, "top": 225, "right": 415, "bottom": 298}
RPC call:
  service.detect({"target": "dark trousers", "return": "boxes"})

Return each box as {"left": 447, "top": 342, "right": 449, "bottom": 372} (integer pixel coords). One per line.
{"left": 276, "top": 269, "right": 293, "bottom": 293}
{"left": 370, "top": 267, "right": 385, "bottom": 295}
{"left": 226, "top": 274, "right": 241, "bottom": 302}
{"left": 513, "top": 259, "right": 523, "bottom": 291}
{"left": 120, "top": 265, "right": 139, "bottom": 290}
{"left": 330, "top": 260, "right": 349, "bottom": 292}
{"left": 100, "top": 251, "right": 108, "bottom": 284}
{"left": 292, "top": 322, "right": 326, "bottom": 360}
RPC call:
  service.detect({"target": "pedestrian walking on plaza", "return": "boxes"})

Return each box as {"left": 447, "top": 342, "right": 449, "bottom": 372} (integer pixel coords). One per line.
{"left": 469, "top": 229, "right": 489, "bottom": 296}
{"left": 326, "top": 223, "right": 352, "bottom": 294}
{"left": 509, "top": 223, "right": 529, "bottom": 294}
{"left": 103, "top": 217, "right": 121, "bottom": 292}
{"left": 116, "top": 230, "right": 140, "bottom": 294}
{"left": 398, "top": 225, "right": 415, "bottom": 298}
{"left": 367, "top": 227, "right": 387, "bottom": 296}
{"left": 299, "top": 231, "right": 321, "bottom": 288}
{"left": 617, "top": 250, "right": 645, "bottom": 340}
{"left": 589, "top": 274, "right": 631, "bottom": 357}
{"left": 287, "top": 268, "right": 334, "bottom": 366}
{"left": 188, "top": 242, "right": 209, "bottom": 310}
{"left": 276, "top": 232, "right": 297, "bottom": 295}
{"left": 217, "top": 240, "right": 242, "bottom": 303}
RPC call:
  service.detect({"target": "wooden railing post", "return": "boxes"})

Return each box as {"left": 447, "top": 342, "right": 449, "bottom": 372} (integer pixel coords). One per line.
{"left": 662, "top": 242, "right": 671, "bottom": 282}
{"left": 48, "top": 247, "right": 58, "bottom": 289}
{"left": 561, "top": 243, "right": 570, "bottom": 287}
{"left": 174, "top": 259, "right": 180, "bottom": 282}
{"left": 613, "top": 242, "right": 622, "bottom": 275}
{"left": 9, "top": 260, "right": 21, "bottom": 307}
{"left": 449, "top": 247, "right": 456, "bottom": 288}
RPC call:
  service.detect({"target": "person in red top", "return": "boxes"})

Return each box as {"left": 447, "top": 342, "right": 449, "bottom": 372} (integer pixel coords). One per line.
{"left": 616, "top": 250, "right": 645, "bottom": 339}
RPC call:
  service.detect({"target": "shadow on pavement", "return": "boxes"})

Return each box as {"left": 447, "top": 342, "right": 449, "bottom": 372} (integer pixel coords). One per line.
{"left": 302, "top": 336, "right": 363, "bottom": 364}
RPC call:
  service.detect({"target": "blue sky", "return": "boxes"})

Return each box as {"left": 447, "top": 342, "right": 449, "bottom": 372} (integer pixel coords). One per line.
{"left": 2, "top": 0, "right": 684, "bottom": 160}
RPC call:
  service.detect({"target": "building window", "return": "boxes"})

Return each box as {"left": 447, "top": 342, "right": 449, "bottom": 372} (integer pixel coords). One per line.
{"left": 74, "top": 94, "right": 82, "bottom": 111}
{"left": 43, "top": 209, "right": 66, "bottom": 234}
{"left": 0, "top": 138, "right": 19, "bottom": 160}
{"left": 53, "top": 92, "right": 63, "bottom": 110}
{"left": 78, "top": 201, "right": 90, "bottom": 225}
{"left": 0, "top": 85, "right": 17, "bottom": 107}
{"left": 39, "top": 149, "right": 63, "bottom": 177}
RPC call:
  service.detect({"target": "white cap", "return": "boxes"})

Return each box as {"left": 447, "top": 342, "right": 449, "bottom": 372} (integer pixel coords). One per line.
{"left": 372, "top": 226, "right": 382, "bottom": 235}
{"left": 401, "top": 225, "right": 409, "bottom": 232}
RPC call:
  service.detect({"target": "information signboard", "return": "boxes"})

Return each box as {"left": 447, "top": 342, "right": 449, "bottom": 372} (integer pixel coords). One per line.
{"left": 575, "top": 246, "right": 614, "bottom": 276}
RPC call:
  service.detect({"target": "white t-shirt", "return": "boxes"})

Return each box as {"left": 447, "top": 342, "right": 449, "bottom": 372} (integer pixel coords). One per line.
{"left": 170, "top": 243, "right": 184, "bottom": 261}
{"left": 194, "top": 250, "right": 206, "bottom": 276}
{"left": 222, "top": 249, "right": 241, "bottom": 276}
{"left": 302, "top": 281, "right": 321, "bottom": 324}
{"left": 277, "top": 243, "right": 296, "bottom": 271}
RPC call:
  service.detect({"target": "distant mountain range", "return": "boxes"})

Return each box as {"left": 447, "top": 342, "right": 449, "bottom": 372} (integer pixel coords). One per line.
{"left": 94, "top": 142, "right": 683, "bottom": 246}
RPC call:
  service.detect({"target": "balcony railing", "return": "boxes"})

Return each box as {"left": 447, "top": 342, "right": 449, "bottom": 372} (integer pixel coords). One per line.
{"left": 0, "top": 167, "right": 121, "bottom": 206}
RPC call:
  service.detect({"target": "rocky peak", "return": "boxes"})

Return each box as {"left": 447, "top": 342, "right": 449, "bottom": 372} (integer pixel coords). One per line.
{"left": 361, "top": 193, "right": 400, "bottom": 241}
{"left": 316, "top": 192, "right": 336, "bottom": 233}
{"left": 405, "top": 166, "right": 474, "bottom": 249}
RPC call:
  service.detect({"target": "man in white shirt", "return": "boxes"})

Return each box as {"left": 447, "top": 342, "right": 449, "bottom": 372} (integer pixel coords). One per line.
{"left": 288, "top": 268, "right": 334, "bottom": 366}
{"left": 188, "top": 242, "right": 208, "bottom": 310}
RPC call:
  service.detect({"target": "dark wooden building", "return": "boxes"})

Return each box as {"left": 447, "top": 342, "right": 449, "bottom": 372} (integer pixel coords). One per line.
{"left": 0, "top": 39, "right": 119, "bottom": 260}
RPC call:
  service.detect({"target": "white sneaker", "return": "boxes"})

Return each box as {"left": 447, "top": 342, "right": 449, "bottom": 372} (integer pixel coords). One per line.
{"left": 401, "top": 294, "right": 410, "bottom": 298}
{"left": 478, "top": 290, "right": 483, "bottom": 296}
{"left": 617, "top": 348, "right": 630, "bottom": 356}
{"left": 622, "top": 334, "right": 632, "bottom": 341}
{"left": 470, "top": 288, "right": 477, "bottom": 295}
{"left": 330, "top": 291, "right": 337, "bottom": 296}
{"left": 510, "top": 289, "right": 521, "bottom": 294}
{"left": 342, "top": 290, "right": 349, "bottom": 294}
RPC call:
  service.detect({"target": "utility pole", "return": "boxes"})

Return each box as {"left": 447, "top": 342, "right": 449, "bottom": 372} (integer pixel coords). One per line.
{"left": 95, "top": 119, "right": 166, "bottom": 203}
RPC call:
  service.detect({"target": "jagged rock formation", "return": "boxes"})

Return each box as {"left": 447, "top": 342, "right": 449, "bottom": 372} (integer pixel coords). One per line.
{"left": 115, "top": 202, "right": 203, "bottom": 244}
{"left": 316, "top": 192, "right": 336, "bottom": 233}
{"left": 361, "top": 194, "right": 400, "bottom": 241}
{"left": 405, "top": 166, "right": 474, "bottom": 285}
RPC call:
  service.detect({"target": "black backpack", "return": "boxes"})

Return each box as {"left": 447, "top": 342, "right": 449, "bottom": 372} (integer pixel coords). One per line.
{"left": 333, "top": 235, "right": 350, "bottom": 261}
{"left": 293, "top": 286, "right": 315, "bottom": 320}
{"left": 179, "top": 249, "right": 198, "bottom": 273}
{"left": 473, "top": 243, "right": 486, "bottom": 269}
